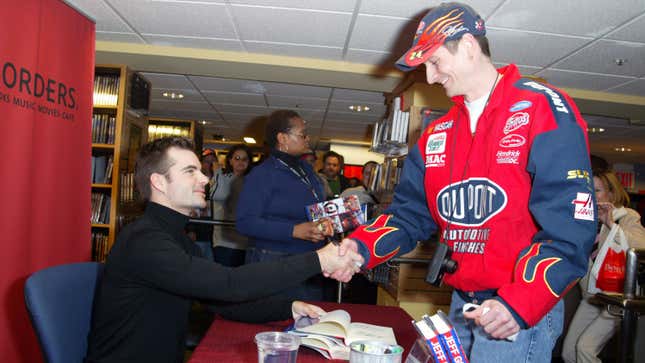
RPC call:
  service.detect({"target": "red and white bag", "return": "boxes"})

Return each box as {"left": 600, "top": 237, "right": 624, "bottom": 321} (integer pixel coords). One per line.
{"left": 589, "top": 222, "right": 628, "bottom": 294}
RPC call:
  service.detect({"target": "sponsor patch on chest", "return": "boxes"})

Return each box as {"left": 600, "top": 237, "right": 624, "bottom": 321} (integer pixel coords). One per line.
{"left": 496, "top": 150, "right": 521, "bottom": 164}
{"left": 425, "top": 154, "right": 446, "bottom": 168}
{"left": 572, "top": 192, "right": 594, "bottom": 221}
{"left": 503, "top": 112, "right": 529, "bottom": 134}
{"left": 425, "top": 132, "right": 447, "bottom": 154}
{"left": 499, "top": 134, "right": 526, "bottom": 148}
{"left": 436, "top": 178, "right": 508, "bottom": 227}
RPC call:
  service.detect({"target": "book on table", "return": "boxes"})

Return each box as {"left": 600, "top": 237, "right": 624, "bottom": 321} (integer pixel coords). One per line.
{"left": 288, "top": 309, "right": 396, "bottom": 360}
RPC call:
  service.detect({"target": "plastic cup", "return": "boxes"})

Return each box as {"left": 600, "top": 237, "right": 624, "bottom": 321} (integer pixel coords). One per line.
{"left": 349, "top": 340, "right": 404, "bottom": 363}
{"left": 254, "top": 331, "right": 301, "bottom": 363}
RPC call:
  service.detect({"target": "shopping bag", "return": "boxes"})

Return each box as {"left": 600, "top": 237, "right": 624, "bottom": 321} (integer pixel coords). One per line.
{"left": 596, "top": 245, "right": 626, "bottom": 292}
{"left": 589, "top": 223, "right": 628, "bottom": 294}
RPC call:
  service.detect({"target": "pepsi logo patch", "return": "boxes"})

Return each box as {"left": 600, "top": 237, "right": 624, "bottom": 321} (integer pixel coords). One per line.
{"left": 436, "top": 178, "right": 508, "bottom": 227}
{"left": 509, "top": 100, "right": 532, "bottom": 112}
{"left": 499, "top": 134, "right": 526, "bottom": 148}
{"left": 503, "top": 112, "right": 529, "bottom": 134}
{"left": 572, "top": 192, "right": 594, "bottom": 221}
{"left": 425, "top": 132, "right": 446, "bottom": 154}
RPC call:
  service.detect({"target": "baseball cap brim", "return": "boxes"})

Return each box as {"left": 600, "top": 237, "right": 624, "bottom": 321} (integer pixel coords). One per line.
{"left": 395, "top": 40, "right": 442, "bottom": 72}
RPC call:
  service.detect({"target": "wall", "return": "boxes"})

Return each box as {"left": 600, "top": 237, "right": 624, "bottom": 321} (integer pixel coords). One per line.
{"left": 330, "top": 143, "right": 384, "bottom": 166}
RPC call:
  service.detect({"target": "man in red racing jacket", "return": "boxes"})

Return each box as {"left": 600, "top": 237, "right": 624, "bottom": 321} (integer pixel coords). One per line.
{"left": 337, "top": 3, "right": 596, "bottom": 362}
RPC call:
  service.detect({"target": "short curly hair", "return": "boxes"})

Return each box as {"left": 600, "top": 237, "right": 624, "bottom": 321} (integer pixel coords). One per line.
{"left": 265, "top": 109, "right": 301, "bottom": 149}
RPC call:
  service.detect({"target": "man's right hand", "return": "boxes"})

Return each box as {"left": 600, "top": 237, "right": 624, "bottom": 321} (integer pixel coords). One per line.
{"left": 316, "top": 243, "right": 363, "bottom": 283}
{"left": 327, "top": 238, "right": 361, "bottom": 281}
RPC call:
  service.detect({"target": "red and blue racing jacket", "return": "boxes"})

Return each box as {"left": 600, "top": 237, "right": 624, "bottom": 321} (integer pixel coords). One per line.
{"left": 349, "top": 64, "right": 596, "bottom": 327}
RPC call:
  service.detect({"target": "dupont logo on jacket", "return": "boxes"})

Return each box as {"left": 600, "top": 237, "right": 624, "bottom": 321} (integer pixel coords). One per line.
{"left": 436, "top": 178, "right": 508, "bottom": 227}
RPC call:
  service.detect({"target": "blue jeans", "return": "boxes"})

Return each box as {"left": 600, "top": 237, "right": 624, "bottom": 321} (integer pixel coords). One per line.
{"left": 449, "top": 290, "right": 564, "bottom": 363}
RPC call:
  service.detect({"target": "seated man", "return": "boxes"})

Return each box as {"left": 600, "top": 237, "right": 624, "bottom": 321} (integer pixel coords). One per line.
{"left": 85, "top": 137, "right": 362, "bottom": 363}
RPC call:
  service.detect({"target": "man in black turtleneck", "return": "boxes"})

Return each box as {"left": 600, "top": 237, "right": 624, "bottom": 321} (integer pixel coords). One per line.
{"left": 85, "top": 136, "right": 363, "bottom": 363}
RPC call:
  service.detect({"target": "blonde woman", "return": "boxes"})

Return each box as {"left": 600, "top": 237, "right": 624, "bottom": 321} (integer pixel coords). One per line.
{"left": 562, "top": 169, "right": 645, "bottom": 363}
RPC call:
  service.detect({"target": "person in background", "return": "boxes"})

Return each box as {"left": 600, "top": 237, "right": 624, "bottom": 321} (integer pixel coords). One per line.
{"left": 302, "top": 150, "right": 333, "bottom": 199}
{"left": 562, "top": 168, "right": 645, "bottom": 363}
{"left": 237, "top": 110, "right": 335, "bottom": 301}
{"left": 321, "top": 150, "right": 350, "bottom": 196}
{"left": 85, "top": 136, "right": 363, "bottom": 363}
{"left": 336, "top": 3, "right": 596, "bottom": 362}
{"left": 340, "top": 160, "right": 379, "bottom": 206}
{"left": 200, "top": 148, "right": 218, "bottom": 179}
{"left": 210, "top": 144, "right": 252, "bottom": 267}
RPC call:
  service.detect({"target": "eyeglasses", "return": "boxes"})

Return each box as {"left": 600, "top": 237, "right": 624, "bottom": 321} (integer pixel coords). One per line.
{"left": 233, "top": 155, "right": 249, "bottom": 161}
{"left": 288, "top": 132, "right": 309, "bottom": 139}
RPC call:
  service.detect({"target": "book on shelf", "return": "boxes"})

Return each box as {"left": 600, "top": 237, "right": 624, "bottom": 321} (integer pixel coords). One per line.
{"left": 289, "top": 309, "right": 397, "bottom": 360}
{"left": 91, "top": 231, "right": 109, "bottom": 261}
{"left": 305, "top": 195, "right": 366, "bottom": 235}
{"left": 93, "top": 74, "right": 120, "bottom": 107}
{"left": 412, "top": 311, "right": 469, "bottom": 363}
{"left": 92, "top": 113, "right": 116, "bottom": 144}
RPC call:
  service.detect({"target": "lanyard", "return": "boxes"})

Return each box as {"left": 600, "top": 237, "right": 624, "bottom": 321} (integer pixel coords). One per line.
{"left": 276, "top": 158, "right": 321, "bottom": 201}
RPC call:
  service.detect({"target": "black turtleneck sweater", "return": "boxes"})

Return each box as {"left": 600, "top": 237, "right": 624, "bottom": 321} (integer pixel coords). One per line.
{"left": 85, "top": 202, "right": 322, "bottom": 363}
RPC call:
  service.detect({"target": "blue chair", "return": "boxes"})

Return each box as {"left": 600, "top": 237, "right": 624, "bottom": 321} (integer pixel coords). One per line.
{"left": 24, "top": 262, "right": 104, "bottom": 363}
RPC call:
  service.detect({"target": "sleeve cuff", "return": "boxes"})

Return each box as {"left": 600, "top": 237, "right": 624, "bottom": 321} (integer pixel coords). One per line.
{"left": 493, "top": 296, "right": 529, "bottom": 329}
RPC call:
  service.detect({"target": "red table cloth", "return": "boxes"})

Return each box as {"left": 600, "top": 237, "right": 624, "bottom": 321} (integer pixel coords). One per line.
{"left": 188, "top": 302, "right": 417, "bottom": 362}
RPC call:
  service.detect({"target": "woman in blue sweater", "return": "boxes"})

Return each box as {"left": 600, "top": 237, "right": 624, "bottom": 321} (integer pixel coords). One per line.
{"left": 237, "top": 109, "right": 331, "bottom": 301}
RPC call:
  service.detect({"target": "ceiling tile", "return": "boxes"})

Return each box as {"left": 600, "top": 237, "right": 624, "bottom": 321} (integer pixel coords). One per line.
{"left": 536, "top": 69, "right": 635, "bottom": 91}
{"left": 358, "top": 0, "right": 502, "bottom": 19}
{"left": 151, "top": 100, "right": 214, "bottom": 112}
{"left": 554, "top": 39, "right": 645, "bottom": 77}
{"left": 606, "top": 78, "right": 645, "bottom": 95}
{"left": 344, "top": 49, "right": 393, "bottom": 65}
{"left": 326, "top": 111, "right": 380, "bottom": 123}
{"left": 244, "top": 42, "right": 343, "bottom": 60}
{"left": 348, "top": 15, "right": 416, "bottom": 54}
{"left": 142, "top": 35, "right": 244, "bottom": 51}
{"left": 228, "top": 0, "right": 357, "bottom": 12}
{"left": 203, "top": 91, "right": 267, "bottom": 106}
{"left": 216, "top": 104, "right": 270, "bottom": 114}
{"left": 489, "top": 0, "right": 645, "bottom": 37}
{"left": 332, "top": 88, "right": 385, "bottom": 103}
{"left": 230, "top": 5, "right": 352, "bottom": 46}
{"left": 140, "top": 73, "right": 195, "bottom": 90}
{"left": 263, "top": 83, "right": 332, "bottom": 98}
{"left": 96, "top": 32, "right": 144, "bottom": 43}
{"left": 190, "top": 76, "right": 266, "bottom": 93}
{"left": 108, "top": 0, "right": 237, "bottom": 38}
{"left": 487, "top": 28, "right": 591, "bottom": 67}
{"left": 265, "top": 95, "right": 327, "bottom": 109}
{"left": 607, "top": 13, "right": 645, "bottom": 43}
{"left": 67, "top": 0, "right": 131, "bottom": 32}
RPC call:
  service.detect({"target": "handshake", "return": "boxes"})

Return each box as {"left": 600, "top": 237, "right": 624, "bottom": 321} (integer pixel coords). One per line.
{"left": 315, "top": 239, "right": 363, "bottom": 283}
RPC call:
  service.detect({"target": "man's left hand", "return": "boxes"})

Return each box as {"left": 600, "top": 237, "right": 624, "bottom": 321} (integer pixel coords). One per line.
{"left": 463, "top": 299, "right": 520, "bottom": 340}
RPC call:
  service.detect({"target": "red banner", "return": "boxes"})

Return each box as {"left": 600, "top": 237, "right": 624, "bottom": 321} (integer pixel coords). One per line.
{"left": 0, "top": 0, "right": 95, "bottom": 361}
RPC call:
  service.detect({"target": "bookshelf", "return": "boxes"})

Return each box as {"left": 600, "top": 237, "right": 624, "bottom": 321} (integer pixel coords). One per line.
{"left": 91, "top": 65, "right": 128, "bottom": 261}
{"left": 148, "top": 118, "right": 195, "bottom": 141}
{"left": 372, "top": 73, "right": 454, "bottom": 318}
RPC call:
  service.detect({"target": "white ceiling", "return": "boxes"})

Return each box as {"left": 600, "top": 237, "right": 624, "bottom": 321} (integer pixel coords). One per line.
{"left": 68, "top": 0, "right": 645, "bottom": 164}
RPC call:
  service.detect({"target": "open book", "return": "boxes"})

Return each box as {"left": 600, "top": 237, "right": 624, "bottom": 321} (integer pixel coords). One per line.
{"left": 289, "top": 309, "right": 396, "bottom": 360}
